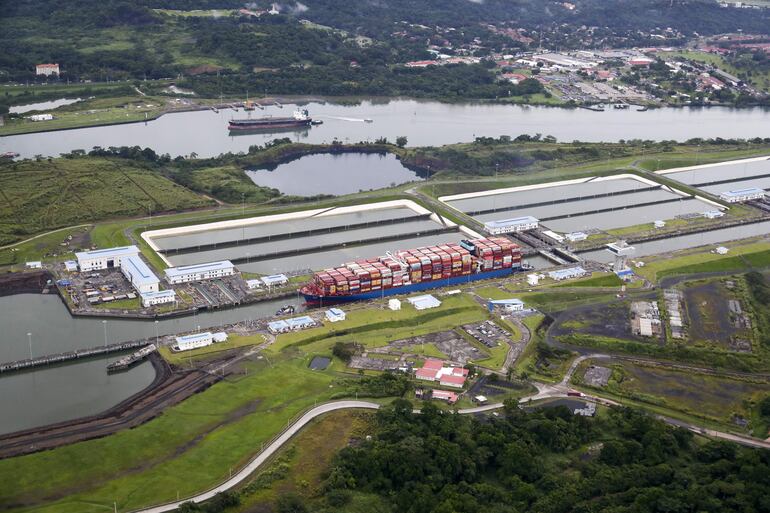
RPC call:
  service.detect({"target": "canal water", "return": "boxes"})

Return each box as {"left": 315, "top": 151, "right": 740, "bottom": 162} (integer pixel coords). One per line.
{"left": 579, "top": 219, "right": 770, "bottom": 263}
{"left": 246, "top": 152, "right": 421, "bottom": 196}
{"left": 2, "top": 100, "right": 769, "bottom": 158}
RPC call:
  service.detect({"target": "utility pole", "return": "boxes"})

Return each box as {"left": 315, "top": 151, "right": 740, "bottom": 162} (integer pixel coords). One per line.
{"left": 27, "top": 332, "right": 32, "bottom": 359}
{"left": 102, "top": 320, "right": 108, "bottom": 347}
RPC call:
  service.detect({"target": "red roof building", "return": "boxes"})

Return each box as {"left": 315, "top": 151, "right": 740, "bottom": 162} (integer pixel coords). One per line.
{"left": 440, "top": 374, "right": 467, "bottom": 388}
{"left": 432, "top": 390, "right": 459, "bottom": 403}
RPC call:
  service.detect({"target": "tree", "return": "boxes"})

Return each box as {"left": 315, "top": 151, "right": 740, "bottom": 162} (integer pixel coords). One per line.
{"left": 276, "top": 493, "right": 308, "bottom": 513}
{"left": 396, "top": 136, "right": 408, "bottom": 148}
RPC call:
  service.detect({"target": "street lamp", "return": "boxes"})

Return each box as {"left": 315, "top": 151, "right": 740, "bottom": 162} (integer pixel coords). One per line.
{"left": 102, "top": 320, "right": 108, "bottom": 347}
{"left": 154, "top": 320, "right": 159, "bottom": 345}
{"left": 27, "top": 332, "right": 32, "bottom": 360}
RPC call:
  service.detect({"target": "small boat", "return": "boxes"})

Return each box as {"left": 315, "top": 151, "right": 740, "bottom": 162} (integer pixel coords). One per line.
{"left": 637, "top": 106, "right": 649, "bottom": 112}
{"left": 311, "top": 119, "right": 324, "bottom": 125}
{"left": 276, "top": 305, "right": 295, "bottom": 316}
{"left": 364, "top": 118, "right": 373, "bottom": 123}
{"left": 1, "top": 151, "right": 19, "bottom": 159}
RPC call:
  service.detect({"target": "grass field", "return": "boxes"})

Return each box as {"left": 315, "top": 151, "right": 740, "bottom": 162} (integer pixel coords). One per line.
{"left": 0, "top": 157, "right": 212, "bottom": 247}
{"left": 159, "top": 333, "right": 267, "bottom": 366}
{"left": 637, "top": 240, "right": 770, "bottom": 281}
{"left": 0, "top": 356, "right": 345, "bottom": 512}
{"left": 554, "top": 272, "right": 622, "bottom": 288}
{"left": 235, "top": 409, "right": 375, "bottom": 511}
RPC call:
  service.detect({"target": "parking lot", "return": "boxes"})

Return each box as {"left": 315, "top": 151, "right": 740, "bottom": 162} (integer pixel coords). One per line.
{"left": 463, "top": 321, "right": 511, "bottom": 348}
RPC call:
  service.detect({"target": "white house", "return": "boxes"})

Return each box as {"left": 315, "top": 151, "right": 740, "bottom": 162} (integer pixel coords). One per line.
{"left": 140, "top": 289, "right": 176, "bottom": 308}
{"left": 35, "top": 63, "right": 60, "bottom": 76}
{"left": 164, "top": 261, "right": 235, "bottom": 284}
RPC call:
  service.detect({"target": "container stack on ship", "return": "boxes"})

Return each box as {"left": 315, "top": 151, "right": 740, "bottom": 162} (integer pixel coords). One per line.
{"left": 300, "top": 237, "right": 523, "bottom": 303}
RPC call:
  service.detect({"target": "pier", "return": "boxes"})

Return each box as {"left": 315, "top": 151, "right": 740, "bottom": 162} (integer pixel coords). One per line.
{"left": 0, "top": 339, "right": 152, "bottom": 374}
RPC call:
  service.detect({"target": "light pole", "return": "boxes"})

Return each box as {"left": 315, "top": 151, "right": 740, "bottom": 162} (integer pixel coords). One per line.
{"left": 27, "top": 332, "right": 32, "bottom": 360}
{"left": 154, "top": 320, "right": 159, "bottom": 345}
{"left": 102, "top": 320, "right": 108, "bottom": 347}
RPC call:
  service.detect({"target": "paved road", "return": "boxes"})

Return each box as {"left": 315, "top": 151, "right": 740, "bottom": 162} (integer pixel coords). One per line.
{"left": 133, "top": 401, "right": 381, "bottom": 513}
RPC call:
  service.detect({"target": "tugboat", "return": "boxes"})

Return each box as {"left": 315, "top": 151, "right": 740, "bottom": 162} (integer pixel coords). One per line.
{"left": 276, "top": 305, "right": 296, "bottom": 316}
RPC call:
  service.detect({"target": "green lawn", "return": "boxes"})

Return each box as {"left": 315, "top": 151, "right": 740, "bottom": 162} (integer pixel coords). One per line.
{"left": 92, "top": 297, "right": 141, "bottom": 310}
{"left": 0, "top": 357, "right": 344, "bottom": 513}
{"left": 554, "top": 272, "right": 622, "bottom": 288}
{"left": 637, "top": 241, "right": 770, "bottom": 281}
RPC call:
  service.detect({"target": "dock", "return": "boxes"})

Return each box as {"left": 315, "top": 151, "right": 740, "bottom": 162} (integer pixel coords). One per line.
{"left": 0, "top": 339, "right": 151, "bottom": 374}
{"left": 107, "top": 344, "right": 157, "bottom": 372}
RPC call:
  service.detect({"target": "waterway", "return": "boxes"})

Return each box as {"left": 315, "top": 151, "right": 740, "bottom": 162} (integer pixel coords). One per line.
{"left": 579, "top": 219, "right": 770, "bottom": 263}
{"left": 2, "top": 100, "right": 769, "bottom": 158}
{"left": 9, "top": 98, "right": 82, "bottom": 115}
{"left": 246, "top": 152, "right": 420, "bottom": 196}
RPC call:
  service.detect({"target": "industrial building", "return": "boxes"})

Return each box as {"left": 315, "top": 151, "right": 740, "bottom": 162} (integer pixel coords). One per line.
{"left": 267, "top": 315, "right": 316, "bottom": 334}
{"left": 566, "top": 232, "right": 588, "bottom": 242}
{"left": 719, "top": 187, "right": 765, "bottom": 203}
{"left": 164, "top": 260, "right": 235, "bottom": 284}
{"left": 76, "top": 246, "right": 140, "bottom": 271}
{"left": 140, "top": 290, "right": 176, "bottom": 308}
{"left": 408, "top": 294, "right": 442, "bottom": 310}
{"left": 261, "top": 274, "right": 289, "bottom": 288}
{"left": 703, "top": 210, "right": 725, "bottom": 219}
{"left": 120, "top": 254, "right": 160, "bottom": 293}
{"left": 488, "top": 298, "right": 525, "bottom": 312}
{"left": 35, "top": 63, "right": 60, "bottom": 76}
{"left": 325, "top": 308, "right": 346, "bottom": 323}
{"left": 483, "top": 216, "right": 539, "bottom": 234}
{"left": 548, "top": 267, "right": 587, "bottom": 281}
{"left": 388, "top": 298, "right": 402, "bottom": 311}
{"left": 176, "top": 332, "right": 214, "bottom": 351}
{"left": 415, "top": 358, "right": 469, "bottom": 388}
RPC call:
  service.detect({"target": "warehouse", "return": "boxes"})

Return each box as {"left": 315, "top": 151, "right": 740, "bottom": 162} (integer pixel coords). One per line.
{"left": 548, "top": 267, "right": 587, "bottom": 281}
{"left": 76, "top": 246, "right": 140, "bottom": 271}
{"left": 121, "top": 255, "right": 160, "bottom": 293}
{"left": 175, "top": 332, "right": 214, "bottom": 351}
{"left": 325, "top": 308, "right": 346, "bottom": 323}
{"left": 164, "top": 260, "right": 235, "bottom": 284}
{"left": 483, "top": 216, "right": 539, "bottom": 234}
{"left": 719, "top": 187, "right": 765, "bottom": 203}
{"left": 140, "top": 289, "right": 176, "bottom": 308}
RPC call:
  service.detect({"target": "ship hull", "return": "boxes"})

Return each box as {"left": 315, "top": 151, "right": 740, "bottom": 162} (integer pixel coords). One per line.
{"left": 302, "top": 267, "right": 517, "bottom": 304}
{"left": 228, "top": 120, "right": 312, "bottom": 131}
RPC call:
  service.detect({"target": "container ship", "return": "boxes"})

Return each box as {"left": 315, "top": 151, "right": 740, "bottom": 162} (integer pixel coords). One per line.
{"left": 228, "top": 108, "right": 313, "bottom": 131}
{"left": 300, "top": 237, "right": 525, "bottom": 304}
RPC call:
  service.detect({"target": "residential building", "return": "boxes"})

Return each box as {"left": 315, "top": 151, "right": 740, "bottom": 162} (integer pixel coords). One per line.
{"left": 35, "top": 63, "right": 60, "bottom": 76}
{"left": 164, "top": 260, "right": 235, "bottom": 284}
{"left": 431, "top": 390, "right": 458, "bottom": 404}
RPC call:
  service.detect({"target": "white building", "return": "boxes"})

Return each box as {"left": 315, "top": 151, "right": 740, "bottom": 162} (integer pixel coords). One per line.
{"left": 246, "top": 279, "right": 262, "bottom": 290}
{"left": 566, "top": 232, "right": 587, "bottom": 242}
{"left": 716, "top": 246, "right": 729, "bottom": 255}
{"left": 140, "top": 289, "right": 176, "bottom": 308}
{"left": 548, "top": 266, "right": 587, "bottom": 281}
{"left": 121, "top": 255, "right": 160, "bottom": 293}
{"left": 527, "top": 273, "right": 540, "bottom": 286}
{"left": 542, "top": 230, "right": 565, "bottom": 243}
{"left": 719, "top": 187, "right": 765, "bottom": 203}
{"left": 28, "top": 114, "right": 53, "bottom": 122}
{"left": 164, "top": 260, "right": 235, "bottom": 284}
{"left": 261, "top": 274, "right": 289, "bottom": 288}
{"left": 25, "top": 261, "right": 42, "bottom": 269}
{"left": 483, "top": 216, "right": 539, "bottom": 234}
{"left": 175, "top": 332, "right": 214, "bottom": 351}
{"left": 703, "top": 210, "right": 725, "bottom": 219}
{"left": 654, "top": 220, "right": 666, "bottom": 228}
{"left": 325, "top": 308, "right": 346, "bottom": 323}
{"left": 76, "top": 246, "right": 140, "bottom": 271}
{"left": 408, "top": 294, "right": 441, "bottom": 310}
{"left": 388, "top": 298, "right": 402, "bottom": 311}
{"left": 212, "top": 332, "right": 228, "bottom": 343}
{"left": 36, "top": 63, "right": 60, "bottom": 76}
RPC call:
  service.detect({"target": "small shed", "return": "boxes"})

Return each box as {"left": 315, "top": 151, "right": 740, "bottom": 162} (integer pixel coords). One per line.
{"left": 64, "top": 260, "right": 79, "bottom": 272}
{"left": 212, "top": 332, "right": 228, "bottom": 343}
{"left": 246, "top": 279, "right": 262, "bottom": 290}
{"left": 388, "top": 298, "right": 402, "bottom": 311}
{"left": 716, "top": 246, "right": 729, "bottom": 255}
{"left": 25, "top": 261, "right": 42, "bottom": 269}
{"left": 527, "top": 273, "right": 539, "bottom": 286}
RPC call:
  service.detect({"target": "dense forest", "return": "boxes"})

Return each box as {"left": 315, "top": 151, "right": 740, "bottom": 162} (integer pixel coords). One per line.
{"left": 309, "top": 400, "right": 770, "bottom": 513}
{"left": 3, "top": 0, "right": 770, "bottom": 85}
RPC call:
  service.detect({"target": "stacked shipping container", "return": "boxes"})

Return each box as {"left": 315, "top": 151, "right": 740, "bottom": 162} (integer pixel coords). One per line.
{"left": 309, "top": 238, "right": 521, "bottom": 298}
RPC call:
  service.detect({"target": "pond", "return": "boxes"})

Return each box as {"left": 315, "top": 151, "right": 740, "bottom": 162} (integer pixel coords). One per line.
{"left": 246, "top": 152, "right": 421, "bottom": 196}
